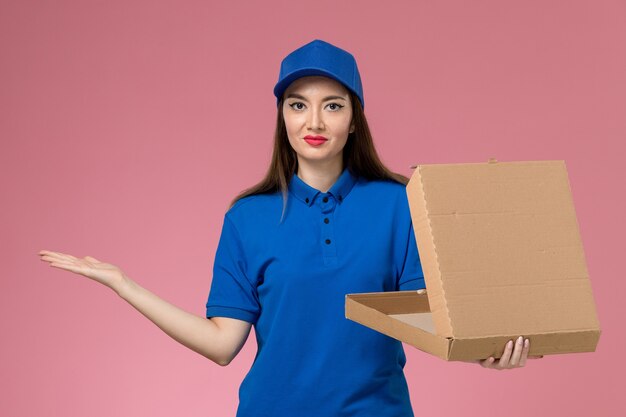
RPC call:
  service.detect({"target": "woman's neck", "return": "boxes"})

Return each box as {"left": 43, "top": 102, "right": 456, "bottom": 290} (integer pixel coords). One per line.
{"left": 296, "top": 159, "right": 343, "bottom": 193}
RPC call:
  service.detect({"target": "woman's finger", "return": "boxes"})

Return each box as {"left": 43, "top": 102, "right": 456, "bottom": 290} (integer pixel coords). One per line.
{"left": 39, "top": 251, "right": 61, "bottom": 260}
{"left": 40, "top": 255, "right": 66, "bottom": 264}
{"left": 46, "top": 250, "right": 76, "bottom": 260}
{"left": 498, "top": 340, "right": 514, "bottom": 369}
{"left": 49, "top": 262, "right": 84, "bottom": 274}
{"left": 42, "top": 255, "right": 88, "bottom": 273}
{"left": 85, "top": 256, "right": 100, "bottom": 263}
{"left": 480, "top": 357, "right": 496, "bottom": 369}
{"left": 509, "top": 336, "right": 524, "bottom": 366}
{"left": 59, "top": 252, "right": 78, "bottom": 261}
{"left": 518, "top": 338, "right": 530, "bottom": 367}
{"left": 39, "top": 251, "right": 77, "bottom": 262}
{"left": 40, "top": 255, "right": 80, "bottom": 266}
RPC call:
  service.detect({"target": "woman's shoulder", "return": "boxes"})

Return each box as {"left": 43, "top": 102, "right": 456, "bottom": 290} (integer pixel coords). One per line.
{"left": 358, "top": 175, "right": 408, "bottom": 197}
{"left": 224, "top": 191, "right": 283, "bottom": 225}
{"left": 354, "top": 176, "right": 411, "bottom": 217}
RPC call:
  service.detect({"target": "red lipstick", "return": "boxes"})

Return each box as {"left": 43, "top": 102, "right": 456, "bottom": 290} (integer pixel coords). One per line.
{"left": 304, "top": 135, "right": 328, "bottom": 147}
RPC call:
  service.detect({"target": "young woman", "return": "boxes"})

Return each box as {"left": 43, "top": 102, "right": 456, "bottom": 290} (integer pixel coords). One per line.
{"left": 39, "top": 39, "right": 533, "bottom": 417}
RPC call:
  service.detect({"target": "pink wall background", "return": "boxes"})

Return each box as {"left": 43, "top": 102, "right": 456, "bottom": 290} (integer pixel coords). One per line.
{"left": 2, "top": 0, "right": 624, "bottom": 415}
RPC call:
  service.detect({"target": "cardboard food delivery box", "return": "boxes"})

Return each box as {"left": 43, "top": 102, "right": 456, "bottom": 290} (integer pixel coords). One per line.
{"left": 345, "top": 159, "right": 601, "bottom": 361}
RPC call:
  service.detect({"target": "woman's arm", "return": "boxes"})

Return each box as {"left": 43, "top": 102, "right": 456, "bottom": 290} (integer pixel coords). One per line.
{"left": 39, "top": 250, "right": 251, "bottom": 366}
{"left": 117, "top": 278, "right": 251, "bottom": 365}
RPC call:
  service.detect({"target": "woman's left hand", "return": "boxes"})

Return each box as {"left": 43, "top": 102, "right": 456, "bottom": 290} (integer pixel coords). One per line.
{"left": 473, "top": 336, "right": 542, "bottom": 370}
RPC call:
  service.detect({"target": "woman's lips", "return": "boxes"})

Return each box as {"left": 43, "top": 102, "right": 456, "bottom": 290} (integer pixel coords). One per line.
{"left": 304, "top": 135, "right": 327, "bottom": 146}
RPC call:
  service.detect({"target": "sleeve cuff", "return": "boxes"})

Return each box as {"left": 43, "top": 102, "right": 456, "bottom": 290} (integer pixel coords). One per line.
{"left": 206, "top": 305, "right": 259, "bottom": 324}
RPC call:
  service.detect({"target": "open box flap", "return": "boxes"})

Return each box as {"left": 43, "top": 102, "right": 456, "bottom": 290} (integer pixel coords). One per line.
{"left": 407, "top": 160, "right": 601, "bottom": 339}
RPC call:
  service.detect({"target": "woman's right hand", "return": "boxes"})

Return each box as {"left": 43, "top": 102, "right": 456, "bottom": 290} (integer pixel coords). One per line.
{"left": 38, "top": 250, "right": 129, "bottom": 295}
{"left": 38, "top": 249, "right": 248, "bottom": 365}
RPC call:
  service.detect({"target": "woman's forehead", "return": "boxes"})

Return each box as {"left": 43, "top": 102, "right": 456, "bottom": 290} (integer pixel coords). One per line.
{"left": 284, "top": 76, "right": 350, "bottom": 97}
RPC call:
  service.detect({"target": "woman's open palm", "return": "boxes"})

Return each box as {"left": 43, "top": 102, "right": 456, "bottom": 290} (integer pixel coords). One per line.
{"left": 39, "top": 250, "right": 126, "bottom": 293}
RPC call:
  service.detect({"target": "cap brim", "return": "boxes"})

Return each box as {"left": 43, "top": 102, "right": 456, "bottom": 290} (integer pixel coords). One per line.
{"left": 273, "top": 68, "right": 357, "bottom": 104}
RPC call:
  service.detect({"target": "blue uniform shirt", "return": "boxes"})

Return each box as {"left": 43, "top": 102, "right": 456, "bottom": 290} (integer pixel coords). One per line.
{"left": 206, "top": 167, "right": 425, "bottom": 417}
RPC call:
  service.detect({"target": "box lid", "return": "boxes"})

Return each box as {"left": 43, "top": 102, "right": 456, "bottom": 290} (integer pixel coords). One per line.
{"left": 406, "top": 159, "right": 600, "bottom": 339}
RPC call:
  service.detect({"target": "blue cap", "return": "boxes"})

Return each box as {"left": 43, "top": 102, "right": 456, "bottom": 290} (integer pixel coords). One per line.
{"left": 273, "top": 39, "right": 364, "bottom": 109}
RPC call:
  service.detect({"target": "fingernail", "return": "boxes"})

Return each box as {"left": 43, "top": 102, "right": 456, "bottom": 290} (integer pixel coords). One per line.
{"left": 524, "top": 339, "right": 529, "bottom": 347}
{"left": 507, "top": 340, "right": 513, "bottom": 348}
{"left": 517, "top": 336, "right": 523, "bottom": 344}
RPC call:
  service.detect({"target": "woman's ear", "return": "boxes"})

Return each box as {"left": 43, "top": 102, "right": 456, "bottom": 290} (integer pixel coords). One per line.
{"left": 349, "top": 122, "right": 355, "bottom": 134}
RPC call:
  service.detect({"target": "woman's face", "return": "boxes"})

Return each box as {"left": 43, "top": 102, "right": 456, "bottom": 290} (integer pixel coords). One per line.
{"left": 282, "top": 76, "right": 354, "bottom": 171}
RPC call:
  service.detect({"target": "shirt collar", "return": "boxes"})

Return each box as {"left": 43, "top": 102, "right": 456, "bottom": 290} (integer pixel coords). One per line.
{"left": 289, "top": 167, "right": 358, "bottom": 207}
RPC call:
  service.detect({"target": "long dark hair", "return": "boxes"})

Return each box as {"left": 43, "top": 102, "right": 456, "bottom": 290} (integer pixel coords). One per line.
{"left": 228, "top": 91, "right": 409, "bottom": 220}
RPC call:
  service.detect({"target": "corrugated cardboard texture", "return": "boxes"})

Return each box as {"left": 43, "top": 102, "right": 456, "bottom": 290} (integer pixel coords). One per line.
{"left": 407, "top": 160, "right": 600, "bottom": 339}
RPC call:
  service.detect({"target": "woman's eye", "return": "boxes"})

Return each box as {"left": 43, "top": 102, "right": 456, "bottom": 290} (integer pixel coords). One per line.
{"left": 326, "top": 103, "right": 344, "bottom": 111}
{"left": 289, "top": 102, "right": 305, "bottom": 110}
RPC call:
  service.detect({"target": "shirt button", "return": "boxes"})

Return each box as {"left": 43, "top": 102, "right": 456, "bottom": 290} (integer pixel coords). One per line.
{"left": 305, "top": 198, "right": 309, "bottom": 203}
{"left": 323, "top": 196, "right": 329, "bottom": 203}
{"left": 324, "top": 218, "right": 329, "bottom": 224}
{"left": 325, "top": 239, "right": 331, "bottom": 244}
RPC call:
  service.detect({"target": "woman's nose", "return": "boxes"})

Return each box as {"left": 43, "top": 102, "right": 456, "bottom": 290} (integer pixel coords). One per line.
{"left": 307, "top": 107, "right": 325, "bottom": 130}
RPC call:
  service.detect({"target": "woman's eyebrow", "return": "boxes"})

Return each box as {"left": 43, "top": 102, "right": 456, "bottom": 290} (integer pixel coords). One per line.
{"left": 286, "top": 93, "right": 347, "bottom": 102}
{"left": 286, "top": 93, "right": 308, "bottom": 101}
{"left": 322, "top": 95, "right": 347, "bottom": 102}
